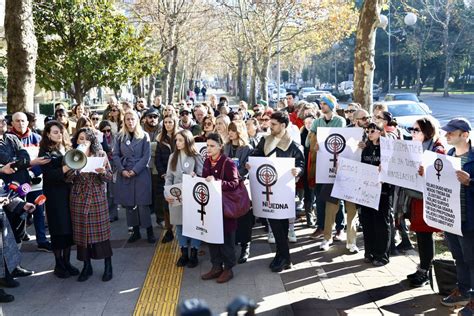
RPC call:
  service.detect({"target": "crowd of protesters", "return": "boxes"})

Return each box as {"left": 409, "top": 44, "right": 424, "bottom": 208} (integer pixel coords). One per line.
{"left": 0, "top": 91, "right": 472, "bottom": 316}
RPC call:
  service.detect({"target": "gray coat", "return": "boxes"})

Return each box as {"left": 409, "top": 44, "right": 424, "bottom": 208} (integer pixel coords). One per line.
{"left": 165, "top": 153, "right": 204, "bottom": 225}
{"left": 0, "top": 198, "right": 23, "bottom": 278}
{"left": 113, "top": 133, "right": 152, "bottom": 206}
{"left": 223, "top": 144, "right": 252, "bottom": 179}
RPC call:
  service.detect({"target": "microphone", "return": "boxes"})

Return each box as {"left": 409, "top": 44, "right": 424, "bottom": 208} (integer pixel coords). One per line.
{"left": 5, "top": 181, "right": 20, "bottom": 199}
{"left": 34, "top": 194, "right": 47, "bottom": 206}
{"left": 10, "top": 183, "right": 31, "bottom": 200}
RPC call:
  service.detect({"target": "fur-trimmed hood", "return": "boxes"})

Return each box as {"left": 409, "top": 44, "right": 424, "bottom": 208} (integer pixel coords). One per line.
{"left": 263, "top": 130, "right": 292, "bottom": 156}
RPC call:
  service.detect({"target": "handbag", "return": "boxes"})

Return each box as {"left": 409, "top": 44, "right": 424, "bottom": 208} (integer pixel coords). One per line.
{"left": 220, "top": 159, "right": 251, "bottom": 219}
{"left": 429, "top": 259, "right": 457, "bottom": 295}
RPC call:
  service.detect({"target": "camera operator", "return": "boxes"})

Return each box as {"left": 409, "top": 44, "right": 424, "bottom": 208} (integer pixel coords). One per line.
{"left": 0, "top": 114, "right": 41, "bottom": 278}
{"left": 0, "top": 185, "right": 36, "bottom": 302}
{"left": 8, "top": 112, "right": 51, "bottom": 253}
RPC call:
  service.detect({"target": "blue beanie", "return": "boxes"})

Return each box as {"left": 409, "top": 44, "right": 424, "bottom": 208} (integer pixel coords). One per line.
{"left": 321, "top": 94, "right": 337, "bottom": 110}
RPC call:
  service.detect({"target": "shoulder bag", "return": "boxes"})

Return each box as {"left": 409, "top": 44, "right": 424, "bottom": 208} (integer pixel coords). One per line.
{"left": 220, "top": 159, "right": 251, "bottom": 219}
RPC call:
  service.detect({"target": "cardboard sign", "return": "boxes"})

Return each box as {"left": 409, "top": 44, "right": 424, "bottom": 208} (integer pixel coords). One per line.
{"left": 316, "top": 127, "right": 364, "bottom": 183}
{"left": 182, "top": 174, "right": 224, "bottom": 243}
{"left": 248, "top": 157, "right": 295, "bottom": 219}
{"left": 331, "top": 157, "right": 382, "bottom": 209}
{"left": 164, "top": 183, "right": 182, "bottom": 206}
{"left": 423, "top": 151, "right": 462, "bottom": 236}
{"left": 195, "top": 142, "right": 208, "bottom": 160}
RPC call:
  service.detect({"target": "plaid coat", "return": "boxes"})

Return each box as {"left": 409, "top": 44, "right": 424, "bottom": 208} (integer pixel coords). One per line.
{"left": 68, "top": 151, "right": 112, "bottom": 247}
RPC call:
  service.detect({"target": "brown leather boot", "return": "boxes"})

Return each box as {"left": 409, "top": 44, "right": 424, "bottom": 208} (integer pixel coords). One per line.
{"left": 201, "top": 266, "right": 223, "bottom": 280}
{"left": 216, "top": 268, "right": 233, "bottom": 283}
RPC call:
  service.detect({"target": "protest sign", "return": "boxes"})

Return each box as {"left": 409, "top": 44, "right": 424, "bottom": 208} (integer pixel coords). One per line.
{"left": 316, "top": 127, "right": 364, "bottom": 183}
{"left": 423, "top": 151, "right": 462, "bottom": 236}
{"left": 195, "top": 142, "right": 208, "bottom": 160}
{"left": 379, "top": 137, "right": 424, "bottom": 191}
{"left": 164, "top": 183, "right": 183, "bottom": 206}
{"left": 182, "top": 174, "right": 224, "bottom": 244}
{"left": 331, "top": 157, "right": 382, "bottom": 209}
{"left": 248, "top": 157, "right": 295, "bottom": 219}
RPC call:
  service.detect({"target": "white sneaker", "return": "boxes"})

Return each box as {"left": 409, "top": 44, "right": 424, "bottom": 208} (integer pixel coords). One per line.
{"left": 268, "top": 232, "right": 275, "bottom": 244}
{"left": 347, "top": 244, "right": 359, "bottom": 253}
{"left": 320, "top": 239, "right": 332, "bottom": 251}
{"left": 288, "top": 230, "right": 297, "bottom": 243}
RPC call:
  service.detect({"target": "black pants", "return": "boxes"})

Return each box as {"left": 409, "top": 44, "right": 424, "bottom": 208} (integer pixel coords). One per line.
{"left": 6, "top": 211, "right": 25, "bottom": 244}
{"left": 209, "top": 231, "right": 236, "bottom": 269}
{"left": 416, "top": 232, "right": 434, "bottom": 270}
{"left": 268, "top": 218, "right": 290, "bottom": 261}
{"left": 360, "top": 193, "right": 391, "bottom": 264}
{"left": 236, "top": 211, "right": 254, "bottom": 245}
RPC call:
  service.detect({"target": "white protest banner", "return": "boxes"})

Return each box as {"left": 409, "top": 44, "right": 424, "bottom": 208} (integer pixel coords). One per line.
{"left": 423, "top": 151, "right": 462, "bottom": 236}
{"left": 248, "top": 157, "right": 295, "bottom": 219}
{"left": 182, "top": 174, "right": 224, "bottom": 244}
{"left": 316, "top": 127, "right": 364, "bottom": 183}
{"left": 195, "top": 142, "right": 208, "bottom": 160}
{"left": 164, "top": 183, "right": 183, "bottom": 206}
{"left": 379, "top": 137, "right": 424, "bottom": 191}
{"left": 331, "top": 157, "right": 382, "bottom": 209}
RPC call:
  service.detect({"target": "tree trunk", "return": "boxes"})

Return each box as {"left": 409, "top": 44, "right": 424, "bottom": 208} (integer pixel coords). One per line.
{"left": 147, "top": 75, "right": 155, "bottom": 105}
{"left": 415, "top": 50, "right": 422, "bottom": 96}
{"left": 249, "top": 54, "right": 258, "bottom": 105}
{"left": 5, "top": 0, "right": 37, "bottom": 114}
{"left": 258, "top": 52, "right": 270, "bottom": 102}
{"left": 161, "top": 21, "right": 176, "bottom": 105}
{"left": 168, "top": 46, "right": 178, "bottom": 103}
{"left": 237, "top": 51, "right": 244, "bottom": 100}
{"left": 353, "top": 0, "right": 384, "bottom": 111}
{"left": 242, "top": 60, "right": 248, "bottom": 102}
{"left": 442, "top": 28, "right": 450, "bottom": 97}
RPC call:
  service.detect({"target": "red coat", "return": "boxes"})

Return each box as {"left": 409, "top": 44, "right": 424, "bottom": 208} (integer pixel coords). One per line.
{"left": 202, "top": 155, "right": 239, "bottom": 233}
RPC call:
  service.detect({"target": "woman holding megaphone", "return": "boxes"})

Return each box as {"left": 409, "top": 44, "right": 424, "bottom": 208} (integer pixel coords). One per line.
{"left": 67, "top": 127, "right": 113, "bottom": 282}
{"left": 39, "top": 121, "right": 79, "bottom": 279}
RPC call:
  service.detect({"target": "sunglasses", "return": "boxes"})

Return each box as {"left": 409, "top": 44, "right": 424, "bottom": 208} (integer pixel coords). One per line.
{"left": 147, "top": 115, "right": 159, "bottom": 119}
{"left": 111, "top": 109, "right": 119, "bottom": 112}
{"left": 408, "top": 127, "right": 421, "bottom": 133}
{"left": 344, "top": 109, "right": 356, "bottom": 113}
{"left": 180, "top": 111, "right": 190, "bottom": 116}
{"left": 204, "top": 122, "right": 213, "bottom": 127}
{"left": 367, "top": 129, "right": 380, "bottom": 134}
{"left": 102, "top": 129, "right": 111, "bottom": 133}
{"left": 91, "top": 117, "right": 100, "bottom": 121}
{"left": 138, "top": 101, "right": 144, "bottom": 103}
{"left": 259, "top": 118, "right": 270, "bottom": 122}
{"left": 356, "top": 116, "right": 371, "bottom": 121}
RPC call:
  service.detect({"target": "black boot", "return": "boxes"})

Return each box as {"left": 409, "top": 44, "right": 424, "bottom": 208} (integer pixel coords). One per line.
{"left": 0, "top": 268, "right": 19, "bottom": 288}
{"left": 63, "top": 247, "right": 79, "bottom": 276}
{"left": 238, "top": 243, "right": 250, "bottom": 264}
{"left": 146, "top": 226, "right": 156, "bottom": 244}
{"left": 0, "top": 289, "right": 14, "bottom": 303}
{"left": 77, "top": 259, "right": 93, "bottom": 282}
{"left": 53, "top": 250, "right": 70, "bottom": 279}
{"left": 102, "top": 257, "right": 113, "bottom": 282}
{"left": 128, "top": 226, "right": 141, "bottom": 243}
{"left": 162, "top": 230, "right": 174, "bottom": 243}
{"left": 176, "top": 247, "right": 189, "bottom": 267}
{"left": 187, "top": 248, "right": 199, "bottom": 268}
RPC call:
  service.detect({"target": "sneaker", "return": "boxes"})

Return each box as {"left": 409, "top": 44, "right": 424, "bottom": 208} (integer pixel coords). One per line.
{"left": 319, "top": 239, "right": 332, "bottom": 251}
{"left": 459, "top": 299, "right": 474, "bottom": 316}
{"left": 441, "top": 288, "right": 470, "bottom": 307}
{"left": 288, "top": 230, "right": 297, "bottom": 243}
{"left": 347, "top": 244, "right": 359, "bottom": 253}
{"left": 37, "top": 242, "right": 52, "bottom": 253}
{"left": 310, "top": 228, "right": 324, "bottom": 239}
{"left": 268, "top": 232, "right": 275, "bottom": 244}
{"left": 409, "top": 271, "right": 429, "bottom": 288}
{"left": 333, "top": 230, "right": 344, "bottom": 242}
{"left": 406, "top": 268, "right": 423, "bottom": 280}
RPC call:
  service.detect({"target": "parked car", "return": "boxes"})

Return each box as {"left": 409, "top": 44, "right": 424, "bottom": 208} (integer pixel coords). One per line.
{"left": 384, "top": 93, "right": 430, "bottom": 113}
{"left": 286, "top": 83, "right": 299, "bottom": 94}
{"left": 373, "top": 84, "right": 381, "bottom": 101}
{"left": 298, "top": 87, "right": 317, "bottom": 100}
{"left": 271, "top": 88, "right": 287, "bottom": 101}
{"left": 305, "top": 91, "right": 333, "bottom": 104}
{"left": 381, "top": 100, "right": 439, "bottom": 139}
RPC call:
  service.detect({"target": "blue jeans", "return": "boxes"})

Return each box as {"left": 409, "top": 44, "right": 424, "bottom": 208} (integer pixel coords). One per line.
{"left": 176, "top": 225, "right": 201, "bottom": 249}
{"left": 445, "top": 231, "right": 474, "bottom": 297}
{"left": 26, "top": 190, "right": 48, "bottom": 245}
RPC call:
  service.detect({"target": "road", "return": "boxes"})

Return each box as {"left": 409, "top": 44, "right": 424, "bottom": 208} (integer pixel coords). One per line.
{"left": 420, "top": 93, "right": 474, "bottom": 126}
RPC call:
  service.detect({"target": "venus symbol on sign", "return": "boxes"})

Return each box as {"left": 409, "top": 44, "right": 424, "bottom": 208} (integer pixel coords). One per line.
{"left": 170, "top": 187, "right": 182, "bottom": 203}
{"left": 193, "top": 182, "right": 209, "bottom": 225}
{"left": 324, "top": 133, "right": 346, "bottom": 168}
{"left": 434, "top": 158, "right": 443, "bottom": 182}
{"left": 257, "top": 164, "right": 278, "bottom": 203}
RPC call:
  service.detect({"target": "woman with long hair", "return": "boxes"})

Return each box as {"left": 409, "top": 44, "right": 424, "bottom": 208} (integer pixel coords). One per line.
{"left": 54, "top": 108, "right": 75, "bottom": 136}
{"left": 194, "top": 115, "right": 216, "bottom": 143}
{"left": 99, "top": 120, "right": 119, "bottom": 222}
{"left": 246, "top": 118, "right": 263, "bottom": 152}
{"left": 155, "top": 115, "right": 179, "bottom": 243}
{"left": 258, "top": 109, "right": 273, "bottom": 133}
{"left": 74, "top": 116, "right": 109, "bottom": 153}
{"left": 405, "top": 117, "right": 445, "bottom": 287}
{"left": 201, "top": 133, "right": 240, "bottom": 283}
{"left": 39, "top": 121, "right": 79, "bottom": 279}
{"left": 68, "top": 127, "right": 113, "bottom": 282}
{"left": 70, "top": 104, "right": 86, "bottom": 123}
{"left": 165, "top": 130, "right": 203, "bottom": 268}
{"left": 108, "top": 103, "right": 124, "bottom": 134}
{"left": 113, "top": 110, "right": 156, "bottom": 243}
{"left": 215, "top": 114, "right": 230, "bottom": 143}
{"left": 224, "top": 121, "right": 253, "bottom": 264}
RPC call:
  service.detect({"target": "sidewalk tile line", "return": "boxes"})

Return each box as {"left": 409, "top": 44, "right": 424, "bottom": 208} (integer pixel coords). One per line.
{"left": 134, "top": 231, "right": 183, "bottom": 315}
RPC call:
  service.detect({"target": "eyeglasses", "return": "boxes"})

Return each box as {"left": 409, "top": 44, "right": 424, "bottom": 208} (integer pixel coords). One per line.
{"left": 91, "top": 117, "right": 100, "bottom": 121}
{"left": 356, "top": 116, "right": 371, "bottom": 121}
{"left": 147, "top": 115, "right": 159, "bottom": 119}
{"left": 408, "top": 127, "right": 422, "bottom": 133}
{"left": 367, "top": 129, "right": 380, "bottom": 134}
{"left": 204, "top": 122, "right": 213, "bottom": 127}
{"left": 102, "top": 129, "right": 111, "bottom": 133}
{"left": 344, "top": 109, "right": 356, "bottom": 114}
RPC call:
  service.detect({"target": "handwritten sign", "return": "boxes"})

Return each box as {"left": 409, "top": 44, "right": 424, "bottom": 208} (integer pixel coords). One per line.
{"left": 379, "top": 137, "right": 424, "bottom": 191}
{"left": 316, "top": 127, "right": 364, "bottom": 183}
{"left": 331, "top": 157, "right": 382, "bottom": 209}
{"left": 423, "top": 151, "right": 462, "bottom": 236}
